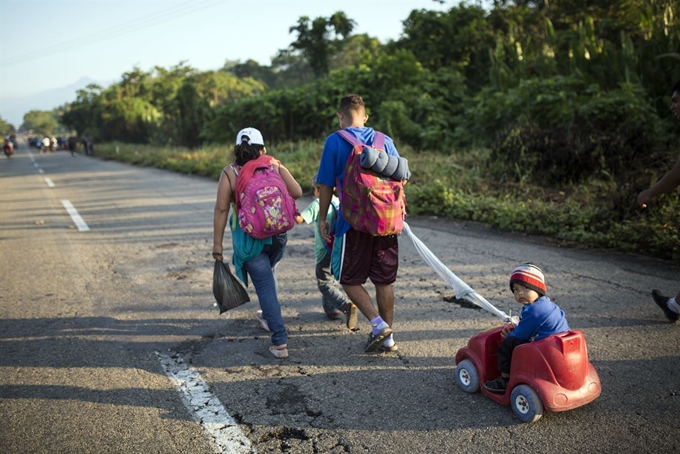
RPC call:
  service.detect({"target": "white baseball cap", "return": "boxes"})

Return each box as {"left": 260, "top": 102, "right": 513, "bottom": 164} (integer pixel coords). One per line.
{"left": 235, "top": 127, "right": 264, "bottom": 146}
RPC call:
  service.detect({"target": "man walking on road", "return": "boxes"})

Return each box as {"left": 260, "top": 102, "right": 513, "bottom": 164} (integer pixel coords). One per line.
{"left": 316, "top": 94, "right": 405, "bottom": 353}
{"left": 637, "top": 81, "right": 680, "bottom": 323}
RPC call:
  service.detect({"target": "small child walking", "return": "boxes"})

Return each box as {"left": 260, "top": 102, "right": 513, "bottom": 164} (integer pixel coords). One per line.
{"left": 296, "top": 175, "right": 358, "bottom": 329}
{"left": 484, "top": 263, "right": 570, "bottom": 393}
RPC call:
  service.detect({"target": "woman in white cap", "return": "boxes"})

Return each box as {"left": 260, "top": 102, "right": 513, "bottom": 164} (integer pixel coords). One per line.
{"left": 212, "top": 127, "right": 302, "bottom": 358}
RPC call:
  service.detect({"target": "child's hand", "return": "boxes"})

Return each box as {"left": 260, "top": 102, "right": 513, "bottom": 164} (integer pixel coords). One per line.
{"left": 500, "top": 325, "right": 513, "bottom": 339}
{"left": 295, "top": 215, "right": 304, "bottom": 224}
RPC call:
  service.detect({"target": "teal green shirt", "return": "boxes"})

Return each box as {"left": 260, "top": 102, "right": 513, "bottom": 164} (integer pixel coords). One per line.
{"left": 299, "top": 196, "right": 338, "bottom": 263}
{"left": 230, "top": 205, "right": 270, "bottom": 286}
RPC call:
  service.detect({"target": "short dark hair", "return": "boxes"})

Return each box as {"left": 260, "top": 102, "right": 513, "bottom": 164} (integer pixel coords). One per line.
{"left": 338, "top": 94, "right": 365, "bottom": 116}
{"left": 671, "top": 81, "right": 680, "bottom": 96}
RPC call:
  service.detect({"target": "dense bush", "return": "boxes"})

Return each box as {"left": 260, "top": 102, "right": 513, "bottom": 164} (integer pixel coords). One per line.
{"left": 486, "top": 78, "right": 672, "bottom": 187}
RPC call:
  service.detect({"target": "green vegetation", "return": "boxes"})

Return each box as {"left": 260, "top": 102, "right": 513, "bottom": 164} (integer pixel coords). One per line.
{"left": 95, "top": 139, "right": 679, "bottom": 260}
{"left": 0, "top": 116, "right": 15, "bottom": 135}
{"left": 21, "top": 109, "right": 73, "bottom": 137}
{"left": 25, "top": 1, "right": 680, "bottom": 260}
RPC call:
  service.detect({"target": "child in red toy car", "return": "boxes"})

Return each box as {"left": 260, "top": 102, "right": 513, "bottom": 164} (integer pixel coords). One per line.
{"left": 484, "top": 263, "right": 570, "bottom": 393}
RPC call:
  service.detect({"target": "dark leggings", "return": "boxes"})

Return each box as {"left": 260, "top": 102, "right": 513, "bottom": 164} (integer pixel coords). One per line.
{"left": 497, "top": 336, "right": 530, "bottom": 374}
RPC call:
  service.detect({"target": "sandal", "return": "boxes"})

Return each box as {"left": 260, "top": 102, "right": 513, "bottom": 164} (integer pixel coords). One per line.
{"left": 269, "top": 344, "right": 288, "bottom": 358}
{"left": 255, "top": 310, "right": 271, "bottom": 332}
{"left": 344, "top": 303, "right": 358, "bottom": 331}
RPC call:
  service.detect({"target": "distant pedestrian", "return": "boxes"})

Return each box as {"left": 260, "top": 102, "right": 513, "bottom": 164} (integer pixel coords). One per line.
{"left": 68, "top": 136, "right": 78, "bottom": 157}
{"left": 83, "top": 136, "right": 95, "bottom": 155}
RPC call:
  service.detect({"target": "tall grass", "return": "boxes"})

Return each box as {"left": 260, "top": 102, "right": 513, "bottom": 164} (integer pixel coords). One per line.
{"left": 95, "top": 141, "right": 679, "bottom": 260}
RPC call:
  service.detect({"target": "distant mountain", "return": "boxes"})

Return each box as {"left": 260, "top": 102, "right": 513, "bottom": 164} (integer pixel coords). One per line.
{"left": 0, "top": 77, "right": 107, "bottom": 127}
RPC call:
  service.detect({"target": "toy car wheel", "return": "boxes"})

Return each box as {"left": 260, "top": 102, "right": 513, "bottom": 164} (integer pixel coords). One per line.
{"left": 510, "top": 384, "right": 543, "bottom": 423}
{"left": 455, "top": 359, "right": 480, "bottom": 393}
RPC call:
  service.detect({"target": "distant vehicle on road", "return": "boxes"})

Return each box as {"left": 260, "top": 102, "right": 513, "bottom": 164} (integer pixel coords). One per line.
{"left": 4, "top": 138, "right": 14, "bottom": 158}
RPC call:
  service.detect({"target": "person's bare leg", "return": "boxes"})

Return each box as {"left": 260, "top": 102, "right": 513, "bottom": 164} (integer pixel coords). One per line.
{"left": 342, "top": 284, "right": 379, "bottom": 320}
{"left": 375, "top": 284, "right": 394, "bottom": 327}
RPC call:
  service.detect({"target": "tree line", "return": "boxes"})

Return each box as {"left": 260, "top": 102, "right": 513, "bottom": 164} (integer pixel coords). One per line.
{"left": 22, "top": 1, "right": 680, "bottom": 188}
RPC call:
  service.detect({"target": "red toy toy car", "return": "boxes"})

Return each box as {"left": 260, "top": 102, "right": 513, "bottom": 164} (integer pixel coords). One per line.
{"left": 455, "top": 325, "right": 601, "bottom": 422}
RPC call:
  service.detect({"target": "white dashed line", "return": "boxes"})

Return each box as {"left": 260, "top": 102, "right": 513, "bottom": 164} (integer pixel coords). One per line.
{"left": 45, "top": 178, "right": 55, "bottom": 187}
{"left": 60, "top": 200, "right": 90, "bottom": 231}
{"left": 38, "top": 168, "right": 44, "bottom": 174}
{"left": 156, "top": 351, "right": 254, "bottom": 454}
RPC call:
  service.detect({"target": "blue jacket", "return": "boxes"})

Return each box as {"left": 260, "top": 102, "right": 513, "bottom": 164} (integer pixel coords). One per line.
{"left": 507, "top": 296, "right": 570, "bottom": 341}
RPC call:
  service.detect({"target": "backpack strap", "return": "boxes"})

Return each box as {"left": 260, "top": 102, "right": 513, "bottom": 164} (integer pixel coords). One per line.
{"left": 336, "top": 129, "right": 385, "bottom": 150}
{"left": 235, "top": 155, "right": 274, "bottom": 194}
{"left": 373, "top": 132, "right": 385, "bottom": 150}
{"left": 336, "top": 129, "right": 362, "bottom": 147}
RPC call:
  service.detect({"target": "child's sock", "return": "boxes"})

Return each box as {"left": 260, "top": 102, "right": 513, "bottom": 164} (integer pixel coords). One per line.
{"left": 370, "top": 316, "right": 388, "bottom": 335}
{"left": 383, "top": 334, "right": 395, "bottom": 347}
{"left": 668, "top": 297, "right": 680, "bottom": 314}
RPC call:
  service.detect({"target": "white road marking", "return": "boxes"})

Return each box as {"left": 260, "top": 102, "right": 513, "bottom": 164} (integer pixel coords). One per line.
{"left": 33, "top": 162, "right": 39, "bottom": 167}
{"left": 38, "top": 168, "right": 44, "bottom": 174}
{"left": 156, "top": 351, "right": 254, "bottom": 454}
{"left": 45, "top": 178, "right": 55, "bottom": 187}
{"left": 60, "top": 200, "right": 90, "bottom": 231}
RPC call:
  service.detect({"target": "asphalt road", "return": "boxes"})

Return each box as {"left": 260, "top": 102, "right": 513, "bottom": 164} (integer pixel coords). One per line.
{"left": 1, "top": 145, "right": 678, "bottom": 454}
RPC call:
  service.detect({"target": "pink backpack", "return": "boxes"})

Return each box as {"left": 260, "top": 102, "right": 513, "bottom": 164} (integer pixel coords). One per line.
{"left": 336, "top": 130, "right": 406, "bottom": 236}
{"left": 234, "top": 155, "right": 299, "bottom": 239}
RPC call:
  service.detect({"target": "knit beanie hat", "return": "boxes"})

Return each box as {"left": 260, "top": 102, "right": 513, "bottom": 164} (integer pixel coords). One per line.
{"left": 509, "top": 263, "right": 546, "bottom": 296}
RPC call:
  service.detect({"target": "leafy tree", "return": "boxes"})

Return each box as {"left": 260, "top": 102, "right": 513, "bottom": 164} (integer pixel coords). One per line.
{"left": 329, "top": 33, "right": 382, "bottom": 70}
{"left": 22, "top": 110, "right": 59, "bottom": 136}
{"left": 222, "top": 59, "right": 279, "bottom": 89}
{"left": 61, "top": 84, "right": 104, "bottom": 137}
{"left": 0, "top": 116, "right": 15, "bottom": 135}
{"left": 117, "top": 66, "right": 153, "bottom": 100}
{"left": 100, "top": 97, "right": 161, "bottom": 143}
{"left": 270, "top": 49, "right": 316, "bottom": 88}
{"left": 196, "top": 70, "right": 266, "bottom": 107}
{"left": 399, "top": 4, "right": 495, "bottom": 90}
{"left": 288, "top": 12, "right": 356, "bottom": 78}
{"left": 172, "top": 80, "right": 207, "bottom": 148}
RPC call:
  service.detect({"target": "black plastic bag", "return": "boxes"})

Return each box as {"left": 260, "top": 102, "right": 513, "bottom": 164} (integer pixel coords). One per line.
{"left": 213, "top": 260, "right": 250, "bottom": 314}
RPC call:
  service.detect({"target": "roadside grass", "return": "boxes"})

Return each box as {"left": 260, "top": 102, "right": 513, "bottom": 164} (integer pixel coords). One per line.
{"left": 95, "top": 141, "right": 680, "bottom": 261}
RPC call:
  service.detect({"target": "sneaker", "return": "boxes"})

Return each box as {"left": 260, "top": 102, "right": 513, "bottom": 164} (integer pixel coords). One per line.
{"left": 379, "top": 343, "right": 399, "bottom": 353}
{"left": 344, "top": 303, "right": 358, "bottom": 331}
{"left": 484, "top": 376, "right": 509, "bottom": 393}
{"left": 255, "top": 310, "right": 271, "bottom": 332}
{"left": 269, "top": 344, "right": 288, "bottom": 358}
{"left": 364, "top": 326, "right": 393, "bottom": 352}
{"left": 651, "top": 290, "right": 679, "bottom": 323}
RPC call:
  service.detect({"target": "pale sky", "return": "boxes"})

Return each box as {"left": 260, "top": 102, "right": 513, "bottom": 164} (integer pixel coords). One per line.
{"left": 0, "top": 0, "right": 456, "bottom": 103}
